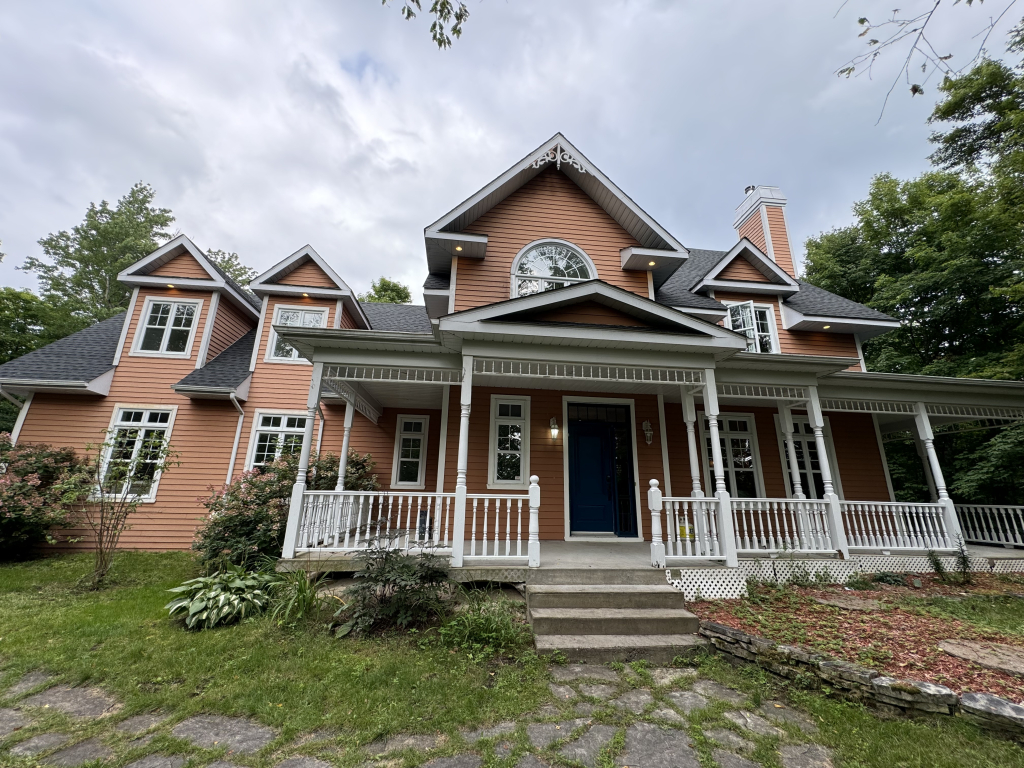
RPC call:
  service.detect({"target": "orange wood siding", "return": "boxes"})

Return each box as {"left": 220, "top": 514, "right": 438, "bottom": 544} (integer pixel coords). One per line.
{"left": 207, "top": 297, "right": 255, "bottom": 360}
{"left": 527, "top": 301, "right": 649, "bottom": 327}
{"left": 346, "top": 408, "right": 442, "bottom": 491}
{"left": 715, "top": 291, "right": 859, "bottom": 358}
{"left": 825, "top": 412, "right": 891, "bottom": 501}
{"left": 764, "top": 206, "right": 796, "bottom": 278}
{"left": 339, "top": 305, "right": 358, "bottom": 329}
{"left": 276, "top": 260, "right": 338, "bottom": 288}
{"left": 150, "top": 253, "right": 211, "bottom": 280}
{"left": 122, "top": 288, "right": 214, "bottom": 367}
{"left": 717, "top": 256, "right": 772, "bottom": 283}
{"left": 456, "top": 169, "right": 647, "bottom": 310}
{"left": 737, "top": 213, "right": 768, "bottom": 255}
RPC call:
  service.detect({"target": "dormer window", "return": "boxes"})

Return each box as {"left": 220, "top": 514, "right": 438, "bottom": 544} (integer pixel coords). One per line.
{"left": 512, "top": 241, "right": 595, "bottom": 298}
{"left": 725, "top": 301, "right": 779, "bottom": 354}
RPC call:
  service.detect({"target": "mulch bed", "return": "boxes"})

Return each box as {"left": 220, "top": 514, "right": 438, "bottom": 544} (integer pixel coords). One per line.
{"left": 690, "top": 574, "right": 1024, "bottom": 701}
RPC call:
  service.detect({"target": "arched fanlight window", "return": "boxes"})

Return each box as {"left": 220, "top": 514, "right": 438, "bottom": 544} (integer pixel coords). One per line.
{"left": 512, "top": 241, "right": 595, "bottom": 297}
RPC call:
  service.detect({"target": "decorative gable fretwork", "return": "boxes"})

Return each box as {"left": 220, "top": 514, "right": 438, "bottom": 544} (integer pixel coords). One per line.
{"left": 473, "top": 357, "right": 703, "bottom": 385}
{"left": 529, "top": 142, "right": 587, "bottom": 174}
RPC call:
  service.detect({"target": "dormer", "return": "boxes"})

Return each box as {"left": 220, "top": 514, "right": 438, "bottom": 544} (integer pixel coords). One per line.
{"left": 691, "top": 239, "right": 801, "bottom": 298}
{"left": 422, "top": 133, "right": 690, "bottom": 316}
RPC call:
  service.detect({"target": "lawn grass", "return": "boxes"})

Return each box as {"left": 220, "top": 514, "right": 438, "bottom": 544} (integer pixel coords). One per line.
{"left": 0, "top": 552, "right": 548, "bottom": 745}
{"left": 900, "top": 593, "right": 1024, "bottom": 637}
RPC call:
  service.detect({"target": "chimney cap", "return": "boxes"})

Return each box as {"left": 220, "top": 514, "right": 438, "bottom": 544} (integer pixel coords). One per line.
{"left": 744, "top": 185, "right": 756, "bottom": 195}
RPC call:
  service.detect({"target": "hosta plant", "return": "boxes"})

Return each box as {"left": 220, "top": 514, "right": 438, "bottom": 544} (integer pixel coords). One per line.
{"left": 165, "top": 566, "right": 277, "bottom": 629}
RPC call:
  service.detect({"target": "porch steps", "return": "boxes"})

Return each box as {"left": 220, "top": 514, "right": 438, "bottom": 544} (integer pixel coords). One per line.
{"left": 522, "top": 568, "right": 679, "bottom": 586}
{"left": 525, "top": 583, "right": 706, "bottom": 663}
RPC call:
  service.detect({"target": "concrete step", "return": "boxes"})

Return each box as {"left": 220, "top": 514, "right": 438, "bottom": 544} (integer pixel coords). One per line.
{"left": 529, "top": 607, "right": 700, "bottom": 636}
{"left": 534, "top": 633, "right": 708, "bottom": 664}
{"left": 525, "top": 584, "right": 687, "bottom": 610}
{"left": 524, "top": 568, "right": 672, "bottom": 586}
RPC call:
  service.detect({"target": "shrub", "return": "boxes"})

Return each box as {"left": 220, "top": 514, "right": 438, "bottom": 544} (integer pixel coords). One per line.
{"left": 927, "top": 549, "right": 949, "bottom": 583}
{"left": 439, "top": 592, "right": 532, "bottom": 655}
{"left": 955, "top": 536, "right": 973, "bottom": 585}
{"left": 270, "top": 568, "right": 332, "bottom": 626}
{"left": 873, "top": 571, "right": 908, "bottom": 587}
{"left": 845, "top": 574, "right": 876, "bottom": 591}
{"left": 337, "top": 538, "right": 453, "bottom": 635}
{"left": 165, "top": 565, "right": 277, "bottom": 629}
{"left": 192, "top": 450, "right": 379, "bottom": 570}
{"left": 0, "top": 433, "right": 82, "bottom": 560}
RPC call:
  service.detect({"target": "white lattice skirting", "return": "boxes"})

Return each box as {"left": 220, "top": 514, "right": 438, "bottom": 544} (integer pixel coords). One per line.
{"left": 666, "top": 554, "right": 1024, "bottom": 599}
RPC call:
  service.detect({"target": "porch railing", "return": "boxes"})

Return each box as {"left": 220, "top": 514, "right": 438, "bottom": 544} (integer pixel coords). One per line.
{"left": 292, "top": 478, "right": 540, "bottom": 565}
{"left": 731, "top": 498, "right": 835, "bottom": 554}
{"left": 661, "top": 496, "right": 724, "bottom": 559}
{"left": 294, "top": 490, "right": 456, "bottom": 553}
{"left": 841, "top": 500, "right": 952, "bottom": 550}
{"left": 957, "top": 504, "right": 1024, "bottom": 548}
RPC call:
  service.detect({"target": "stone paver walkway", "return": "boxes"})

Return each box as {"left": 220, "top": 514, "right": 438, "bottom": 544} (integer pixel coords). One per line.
{"left": 0, "top": 663, "right": 838, "bottom": 768}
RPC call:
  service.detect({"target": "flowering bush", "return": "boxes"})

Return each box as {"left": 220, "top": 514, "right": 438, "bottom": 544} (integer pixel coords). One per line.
{"left": 192, "top": 450, "right": 380, "bottom": 570}
{"left": 0, "top": 432, "right": 82, "bottom": 560}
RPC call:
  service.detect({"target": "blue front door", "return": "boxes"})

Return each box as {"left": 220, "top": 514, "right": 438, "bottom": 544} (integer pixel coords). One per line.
{"left": 569, "top": 421, "right": 617, "bottom": 532}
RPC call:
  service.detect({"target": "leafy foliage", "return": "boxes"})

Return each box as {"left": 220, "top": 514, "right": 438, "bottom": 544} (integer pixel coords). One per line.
{"left": 165, "top": 565, "right": 276, "bottom": 629}
{"left": 270, "top": 569, "right": 332, "bottom": 626}
{"left": 438, "top": 592, "right": 532, "bottom": 655}
{"left": 337, "top": 540, "right": 453, "bottom": 635}
{"left": 358, "top": 276, "right": 412, "bottom": 304}
{"left": 192, "top": 450, "right": 379, "bottom": 570}
{"left": 385, "top": 0, "right": 469, "bottom": 49}
{"left": 206, "top": 249, "right": 259, "bottom": 285}
{"left": 873, "top": 571, "right": 908, "bottom": 587}
{"left": 0, "top": 433, "right": 82, "bottom": 559}
{"left": 927, "top": 550, "right": 950, "bottom": 583}
{"left": 22, "top": 182, "right": 174, "bottom": 330}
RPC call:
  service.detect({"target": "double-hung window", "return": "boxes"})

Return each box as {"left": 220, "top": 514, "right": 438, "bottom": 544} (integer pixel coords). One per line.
{"left": 135, "top": 300, "right": 200, "bottom": 356}
{"left": 392, "top": 416, "right": 429, "bottom": 488}
{"left": 488, "top": 396, "right": 530, "bottom": 488}
{"left": 268, "top": 306, "right": 327, "bottom": 362}
{"left": 251, "top": 414, "right": 308, "bottom": 467}
{"left": 102, "top": 408, "right": 172, "bottom": 499}
{"left": 702, "top": 416, "right": 762, "bottom": 498}
{"left": 725, "top": 301, "right": 777, "bottom": 354}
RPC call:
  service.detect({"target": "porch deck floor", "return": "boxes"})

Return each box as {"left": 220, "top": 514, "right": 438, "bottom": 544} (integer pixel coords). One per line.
{"left": 966, "top": 543, "right": 1024, "bottom": 559}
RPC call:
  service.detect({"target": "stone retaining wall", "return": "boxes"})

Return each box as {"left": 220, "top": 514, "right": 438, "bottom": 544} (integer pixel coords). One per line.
{"left": 700, "top": 621, "right": 1024, "bottom": 742}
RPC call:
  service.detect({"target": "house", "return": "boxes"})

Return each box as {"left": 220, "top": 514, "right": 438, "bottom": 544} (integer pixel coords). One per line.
{"left": 3, "top": 133, "right": 1023, "bottom": 573}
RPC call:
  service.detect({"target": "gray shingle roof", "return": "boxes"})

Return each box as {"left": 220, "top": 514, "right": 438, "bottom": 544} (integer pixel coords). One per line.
{"left": 423, "top": 273, "right": 451, "bottom": 290}
{"left": 174, "top": 330, "right": 256, "bottom": 391}
{"left": 359, "top": 302, "right": 433, "bottom": 333}
{"left": 788, "top": 281, "right": 896, "bottom": 322}
{"left": 203, "top": 259, "right": 262, "bottom": 311}
{"left": 0, "top": 313, "right": 126, "bottom": 384}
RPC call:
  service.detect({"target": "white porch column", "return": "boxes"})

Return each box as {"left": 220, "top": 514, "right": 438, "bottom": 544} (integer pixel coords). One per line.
{"left": 647, "top": 479, "right": 666, "bottom": 567}
{"left": 680, "top": 385, "right": 704, "bottom": 498}
{"left": 913, "top": 435, "right": 940, "bottom": 502}
{"left": 914, "top": 402, "right": 963, "bottom": 543}
{"left": 702, "top": 368, "right": 737, "bottom": 567}
{"left": 528, "top": 475, "right": 541, "bottom": 568}
{"left": 333, "top": 401, "right": 355, "bottom": 491}
{"left": 282, "top": 362, "right": 324, "bottom": 559}
{"left": 451, "top": 355, "right": 474, "bottom": 567}
{"left": 777, "top": 401, "right": 805, "bottom": 499}
{"left": 808, "top": 385, "right": 850, "bottom": 558}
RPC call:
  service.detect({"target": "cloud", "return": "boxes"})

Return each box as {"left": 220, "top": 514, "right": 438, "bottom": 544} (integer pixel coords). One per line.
{"left": 0, "top": 0, "right": 1018, "bottom": 294}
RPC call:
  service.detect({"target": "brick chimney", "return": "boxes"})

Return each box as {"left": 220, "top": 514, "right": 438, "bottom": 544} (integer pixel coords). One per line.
{"left": 732, "top": 185, "right": 796, "bottom": 277}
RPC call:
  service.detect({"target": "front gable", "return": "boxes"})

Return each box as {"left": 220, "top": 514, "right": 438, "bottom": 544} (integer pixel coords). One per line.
{"left": 695, "top": 239, "right": 800, "bottom": 298}
{"left": 717, "top": 254, "right": 774, "bottom": 284}
{"left": 149, "top": 252, "right": 214, "bottom": 281}
{"left": 511, "top": 300, "right": 651, "bottom": 328}
{"left": 273, "top": 259, "right": 339, "bottom": 289}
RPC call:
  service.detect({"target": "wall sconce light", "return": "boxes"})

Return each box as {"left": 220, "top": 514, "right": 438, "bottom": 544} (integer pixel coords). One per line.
{"left": 550, "top": 417, "right": 559, "bottom": 439}
{"left": 642, "top": 420, "right": 654, "bottom": 445}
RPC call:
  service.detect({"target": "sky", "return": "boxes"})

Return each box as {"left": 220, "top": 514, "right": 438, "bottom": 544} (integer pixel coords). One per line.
{"left": 0, "top": 1, "right": 1020, "bottom": 299}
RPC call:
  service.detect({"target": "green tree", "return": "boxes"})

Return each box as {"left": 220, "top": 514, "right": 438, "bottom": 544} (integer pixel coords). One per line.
{"left": 384, "top": 0, "right": 469, "bottom": 49}
{"left": 206, "top": 249, "right": 258, "bottom": 285}
{"left": 359, "top": 276, "right": 412, "bottom": 304}
{"left": 22, "top": 182, "right": 174, "bottom": 331}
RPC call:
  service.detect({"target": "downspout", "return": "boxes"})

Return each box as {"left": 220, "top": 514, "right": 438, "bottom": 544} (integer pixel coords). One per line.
{"left": 225, "top": 392, "right": 245, "bottom": 485}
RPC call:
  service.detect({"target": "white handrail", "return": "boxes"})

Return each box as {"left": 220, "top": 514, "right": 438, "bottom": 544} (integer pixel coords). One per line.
{"left": 842, "top": 500, "right": 952, "bottom": 550}
{"left": 649, "top": 480, "right": 729, "bottom": 565}
{"left": 956, "top": 504, "right": 1024, "bottom": 548}
{"left": 731, "top": 498, "right": 834, "bottom": 553}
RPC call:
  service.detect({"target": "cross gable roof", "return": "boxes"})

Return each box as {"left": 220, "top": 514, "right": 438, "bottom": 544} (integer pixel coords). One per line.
{"left": 423, "top": 133, "right": 688, "bottom": 275}
{"left": 693, "top": 239, "right": 801, "bottom": 296}
{"left": 118, "top": 234, "right": 262, "bottom": 317}
{"left": 249, "top": 245, "right": 370, "bottom": 328}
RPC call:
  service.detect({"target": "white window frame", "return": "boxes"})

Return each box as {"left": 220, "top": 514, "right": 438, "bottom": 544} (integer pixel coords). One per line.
{"left": 265, "top": 304, "right": 329, "bottom": 364}
{"left": 244, "top": 409, "right": 311, "bottom": 470}
{"left": 100, "top": 404, "right": 178, "bottom": 503}
{"left": 510, "top": 239, "right": 597, "bottom": 299}
{"left": 130, "top": 297, "right": 203, "bottom": 358}
{"left": 391, "top": 414, "right": 430, "bottom": 489}
{"left": 723, "top": 300, "right": 781, "bottom": 354}
{"left": 247, "top": 412, "right": 311, "bottom": 469}
{"left": 698, "top": 412, "right": 766, "bottom": 498}
{"left": 487, "top": 395, "right": 531, "bottom": 490}
{"left": 773, "top": 414, "right": 845, "bottom": 500}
